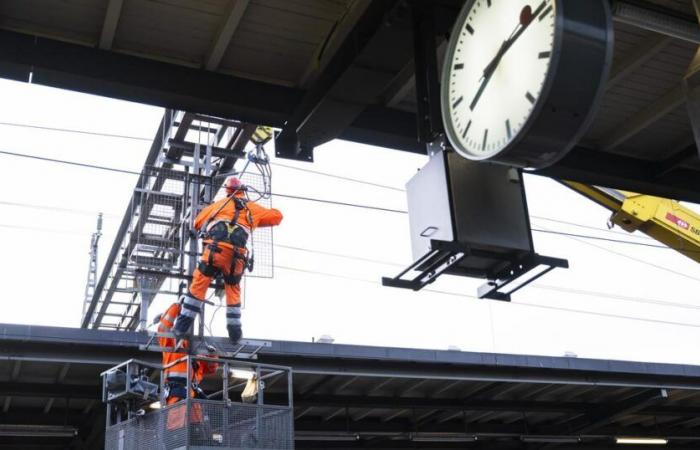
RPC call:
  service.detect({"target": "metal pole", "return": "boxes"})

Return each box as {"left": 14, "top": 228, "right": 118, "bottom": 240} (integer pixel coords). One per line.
{"left": 191, "top": 144, "right": 205, "bottom": 339}
{"left": 223, "top": 361, "right": 229, "bottom": 447}
{"left": 185, "top": 355, "right": 192, "bottom": 450}
{"left": 255, "top": 365, "right": 262, "bottom": 444}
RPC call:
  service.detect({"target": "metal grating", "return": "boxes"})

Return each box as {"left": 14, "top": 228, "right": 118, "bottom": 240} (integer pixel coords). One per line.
{"left": 105, "top": 400, "right": 294, "bottom": 450}
{"left": 83, "top": 110, "right": 272, "bottom": 331}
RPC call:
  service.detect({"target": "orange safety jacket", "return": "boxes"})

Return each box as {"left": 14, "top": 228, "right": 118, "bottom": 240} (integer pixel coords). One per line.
{"left": 158, "top": 303, "right": 218, "bottom": 429}
{"left": 158, "top": 303, "right": 218, "bottom": 384}
{"left": 194, "top": 193, "right": 283, "bottom": 250}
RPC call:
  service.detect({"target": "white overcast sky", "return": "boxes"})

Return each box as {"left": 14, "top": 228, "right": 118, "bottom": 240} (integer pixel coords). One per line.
{"left": 1, "top": 78, "right": 700, "bottom": 365}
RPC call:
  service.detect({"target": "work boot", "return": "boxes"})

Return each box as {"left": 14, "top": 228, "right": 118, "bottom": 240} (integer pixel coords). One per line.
{"left": 173, "top": 294, "right": 202, "bottom": 340}
{"left": 172, "top": 315, "right": 193, "bottom": 340}
{"left": 227, "top": 325, "right": 242, "bottom": 345}
{"left": 226, "top": 305, "right": 242, "bottom": 345}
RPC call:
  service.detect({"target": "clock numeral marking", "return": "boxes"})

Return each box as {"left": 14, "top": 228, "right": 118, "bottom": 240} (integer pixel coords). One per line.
{"left": 525, "top": 91, "right": 536, "bottom": 104}
{"left": 538, "top": 51, "right": 551, "bottom": 59}
{"left": 462, "top": 120, "right": 472, "bottom": 139}
{"left": 482, "top": 129, "right": 488, "bottom": 151}
{"left": 505, "top": 119, "right": 512, "bottom": 139}
{"left": 532, "top": 1, "right": 547, "bottom": 18}
{"left": 538, "top": 4, "right": 553, "bottom": 21}
{"left": 453, "top": 63, "right": 464, "bottom": 70}
{"left": 487, "top": 0, "right": 492, "bottom": 6}
{"left": 466, "top": 24, "right": 475, "bottom": 35}
{"left": 452, "top": 96, "right": 464, "bottom": 109}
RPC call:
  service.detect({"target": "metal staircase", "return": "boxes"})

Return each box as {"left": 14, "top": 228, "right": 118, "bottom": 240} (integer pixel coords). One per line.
{"left": 82, "top": 110, "right": 273, "bottom": 331}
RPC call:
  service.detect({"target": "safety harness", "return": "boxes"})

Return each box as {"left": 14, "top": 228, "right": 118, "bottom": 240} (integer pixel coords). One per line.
{"left": 165, "top": 374, "right": 207, "bottom": 400}
{"left": 199, "top": 196, "right": 254, "bottom": 286}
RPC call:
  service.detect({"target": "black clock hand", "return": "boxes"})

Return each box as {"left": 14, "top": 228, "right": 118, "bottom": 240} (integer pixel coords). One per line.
{"left": 469, "top": 4, "right": 539, "bottom": 111}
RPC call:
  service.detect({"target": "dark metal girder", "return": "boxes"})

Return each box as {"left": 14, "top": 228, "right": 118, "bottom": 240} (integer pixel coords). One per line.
{"left": 275, "top": 0, "right": 412, "bottom": 161}
{"left": 535, "top": 146, "right": 700, "bottom": 204}
{"left": 0, "top": 382, "right": 99, "bottom": 399}
{"left": 285, "top": 394, "right": 590, "bottom": 414}
{"left": 542, "top": 389, "right": 665, "bottom": 436}
{"left": 0, "top": 29, "right": 299, "bottom": 127}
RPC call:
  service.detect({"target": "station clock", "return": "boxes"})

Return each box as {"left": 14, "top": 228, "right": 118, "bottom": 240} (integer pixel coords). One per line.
{"left": 440, "top": 0, "right": 613, "bottom": 168}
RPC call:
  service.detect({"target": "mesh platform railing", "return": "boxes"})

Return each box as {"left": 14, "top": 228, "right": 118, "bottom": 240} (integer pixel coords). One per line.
{"left": 105, "top": 400, "right": 294, "bottom": 450}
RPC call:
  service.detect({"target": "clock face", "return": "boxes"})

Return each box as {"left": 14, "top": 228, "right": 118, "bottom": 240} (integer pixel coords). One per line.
{"left": 442, "top": 0, "right": 557, "bottom": 160}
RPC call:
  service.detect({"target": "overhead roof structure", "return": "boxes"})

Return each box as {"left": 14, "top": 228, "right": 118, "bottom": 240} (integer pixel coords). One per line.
{"left": 3, "top": 323, "right": 700, "bottom": 449}
{"left": 0, "top": 0, "right": 699, "bottom": 202}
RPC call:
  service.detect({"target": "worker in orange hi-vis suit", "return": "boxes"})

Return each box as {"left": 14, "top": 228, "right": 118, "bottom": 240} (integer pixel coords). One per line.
{"left": 173, "top": 176, "right": 283, "bottom": 344}
{"left": 158, "top": 302, "right": 218, "bottom": 431}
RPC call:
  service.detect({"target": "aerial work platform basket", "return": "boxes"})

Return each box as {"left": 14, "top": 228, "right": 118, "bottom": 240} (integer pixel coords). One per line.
{"left": 101, "top": 355, "right": 294, "bottom": 450}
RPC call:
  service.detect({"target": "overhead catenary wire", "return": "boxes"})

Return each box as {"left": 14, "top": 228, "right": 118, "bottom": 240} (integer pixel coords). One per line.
{"left": 0, "top": 213, "right": 695, "bottom": 313}
{"left": 274, "top": 242, "right": 700, "bottom": 311}
{"left": 275, "top": 265, "right": 700, "bottom": 329}
{"left": 5, "top": 122, "right": 700, "bottom": 336}
{"left": 0, "top": 120, "right": 681, "bottom": 241}
{"left": 0, "top": 148, "right": 697, "bottom": 253}
{"left": 3, "top": 148, "right": 700, "bottom": 287}
{"left": 0, "top": 200, "right": 120, "bottom": 218}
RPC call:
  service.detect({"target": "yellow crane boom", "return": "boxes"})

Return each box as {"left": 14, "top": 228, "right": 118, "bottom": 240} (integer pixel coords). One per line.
{"left": 562, "top": 181, "right": 700, "bottom": 264}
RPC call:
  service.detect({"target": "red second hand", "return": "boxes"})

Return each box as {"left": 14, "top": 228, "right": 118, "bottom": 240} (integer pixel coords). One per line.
{"left": 520, "top": 5, "right": 534, "bottom": 26}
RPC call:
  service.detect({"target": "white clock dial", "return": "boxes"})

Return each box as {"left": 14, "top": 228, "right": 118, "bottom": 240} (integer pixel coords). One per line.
{"left": 443, "top": 0, "right": 556, "bottom": 159}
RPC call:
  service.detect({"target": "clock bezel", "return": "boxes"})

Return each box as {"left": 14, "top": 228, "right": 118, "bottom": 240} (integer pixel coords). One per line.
{"left": 440, "top": 0, "right": 564, "bottom": 163}
{"left": 440, "top": 0, "right": 613, "bottom": 169}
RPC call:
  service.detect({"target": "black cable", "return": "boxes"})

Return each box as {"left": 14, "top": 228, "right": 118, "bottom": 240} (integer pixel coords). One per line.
{"left": 0, "top": 121, "right": 152, "bottom": 141}
{"left": 531, "top": 215, "right": 653, "bottom": 241}
{"left": 0, "top": 200, "right": 119, "bottom": 218}
{"left": 0, "top": 150, "right": 141, "bottom": 175}
{"left": 531, "top": 228, "right": 700, "bottom": 253}
{"left": 2, "top": 148, "right": 699, "bottom": 270}
{"left": 0, "top": 223, "right": 90, "bottom": 236}
{"left": 275, "top": 243, "right": 700, "bottom": 311}
{"left": 274, "top": 265, "right": 700, "bottom": 329}
{"left": 272, "top": 192, "right": 408, "bottom": 214}
{"left": 270, "top": 160, "right": 405, "bottom": 192}
{"left": 0, "top": 120, "right": 406, "bottom": 191}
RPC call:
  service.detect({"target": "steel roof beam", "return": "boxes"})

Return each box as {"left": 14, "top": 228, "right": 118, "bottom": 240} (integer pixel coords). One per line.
{"left": 606, "top": 34, "right": 673, "bottom": 90}
{"left": 98, "top": 0, "right": 125, "bottom": 50}
{"left": 0, "top": 30, "right": 300, "bottom": 127}
{"left": 0, "top": 382, "right": 99, "bottom": 399}
{"left": 600, "top": 84, "right": 685, "bottom": 152}
{"left": 204, "top": 0, "right": 249, "bottom": 71}
{"left": 534, "top": 146, "right": 700, "bottom": 204}
{"left": 544, "top": 389, "right": 666, "bottom": 436}
{"left": 613, "top": 0, "right": 700, "bottom": 44}
{"left": 274, "top": 0, "right": 410, "bottom": 161}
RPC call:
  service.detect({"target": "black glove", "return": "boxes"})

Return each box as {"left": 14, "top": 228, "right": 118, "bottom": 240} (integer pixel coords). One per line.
{"left": 227, "top": 325, "right": 242, "bottom": 345}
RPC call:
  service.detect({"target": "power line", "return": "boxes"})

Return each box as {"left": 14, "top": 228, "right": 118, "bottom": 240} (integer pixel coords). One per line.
{"left": 531, "top": 215, "right": 653, "bottom": 241}
{"left": 275, "top": 265, "right": 700, "bottom": 329}
{"left": 270, "top": 161, "right": 405, "bottom": 192}
{"left": 0, "top": 121, "right": 677, "bottom": 242}
{"left": 276, "top": 243, "right": 404, "bottom": 267}
{"left": 0, "top": 120, "right": 408, "bottom": 191}
{"left": 0, "top": 223, "right": 90, "bottom": 236}
{"left": 2, "top": 148, "right": 699, "bottom": 270}
{"left": 536, "top": 224, "right": 700, "bottom": 283}
{"left": 273, "top": 192, "right": 407, "bottom": 214}
{"left": 0, "top": 150, "right": 141, "bottom": 175}
{"left": 0, "top": 121, "right": 152, "bottom": 142}
{"left": 275, "top": 242, "right": 700, "bottom": 311}
{"left": 0, "top": 200, "right": 119, "bottom": 218}
{"left": 531, "top": 228, "right": 700, "bottom": 252}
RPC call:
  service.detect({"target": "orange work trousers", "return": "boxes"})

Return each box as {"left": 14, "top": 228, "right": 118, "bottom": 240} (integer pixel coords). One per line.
{"left": 189, "top": 243, "right": 246, "bottom": 307}
{"left": 166, "top": 395, "right": 205, "bottom": 430}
